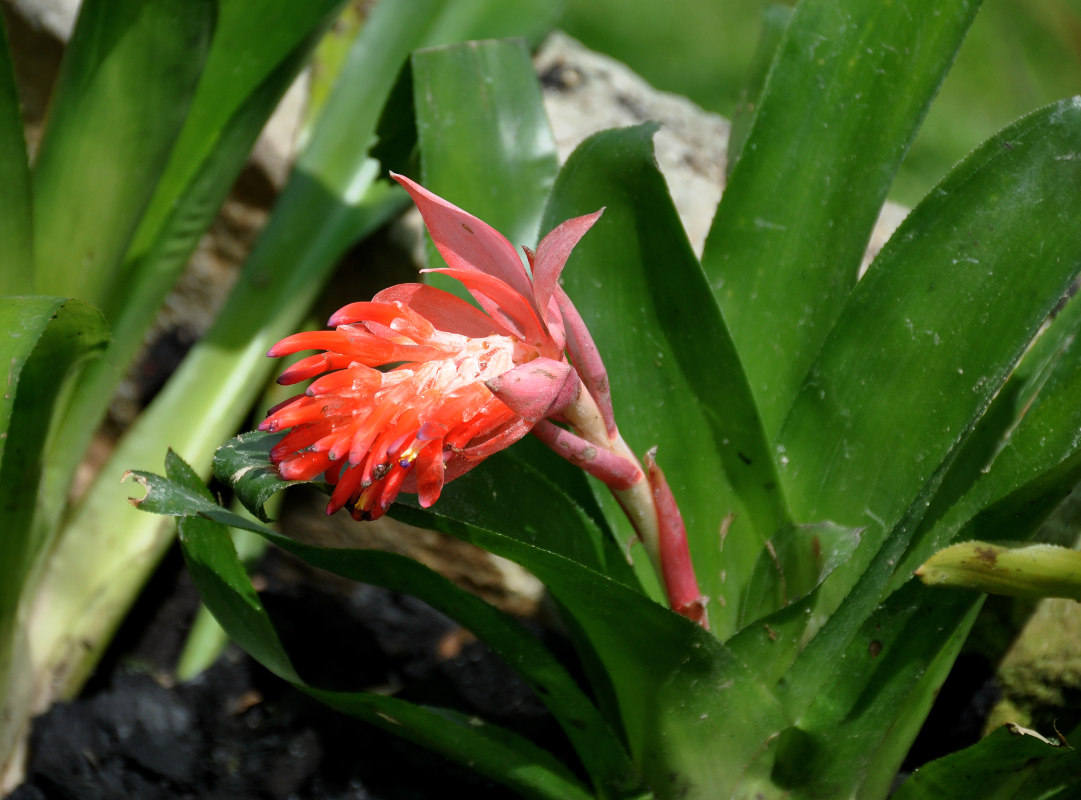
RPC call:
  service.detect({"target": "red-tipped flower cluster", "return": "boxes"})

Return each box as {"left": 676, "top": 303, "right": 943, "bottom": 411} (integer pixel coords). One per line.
{"left": 261, "top": 173, "right": 600, "bottom": 520}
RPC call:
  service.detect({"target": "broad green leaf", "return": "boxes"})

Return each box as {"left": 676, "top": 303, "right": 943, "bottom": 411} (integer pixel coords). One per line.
{"left": 0, "top": 14, "right": 31, "bottom": 288}
{"left": 776, "top": 98, "right": 1081, "bottom": 583}
{"left": 777, "top": 99, "right": 1081, "bottom": 716}
{"left": 130, "top": 454, "right": 639, "bottom": 799}
{"left": 540, "top": 124, "right": 787, "bottom": 638}
{"left": 0, "top": 297, "right": 108, "bottom": 576}
{"left": 392, "top": 501, "right": 791, "bottom": 800}
{"left": 702, "top": 0, "right": 981, "bottom": 439}
{"left": 892, "top": 287, "right": 1081, "bottom": 584}
{"left": 414, "top": 38, "right": 559, "bottom": 252}
{"left": 892, "top": 723, "right": 1081, "bottom": 800}
{"left": 0, "top": 297, "right": 107, "bottom": 763}
{"left": 760, "top": 582, "right": 981, "bottom": 799}
{"left": 30, "top": 1, "right": 347, "bottom": 549}
{"left": 31, "top": 0, "right": 214, "bottom": 305}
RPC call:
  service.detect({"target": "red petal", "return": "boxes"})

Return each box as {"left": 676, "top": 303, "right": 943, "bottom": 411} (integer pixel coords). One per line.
{"left": 428, "top": 267, "right": 548, "bottom": 346}
{"left": 415, "top": 440, "right": 445, "bottom": 507}
{"left": 484, "top": 358, "right": 579, "bottom": 423}
{"left": 277, "top": 353, "right": 355, "bottom": 385}
{"left": 328, "top": 300, "right": 436, "bottom": 341}
{"left": 390, "top": 173, "right": 539, "bottom": 318}
{"left": 374, "top": 283, "right": 505, "bottom": 338}
{"left": 532, "top": 209, "right": 603, "bottom": 323}
{"left": 306, "top": 366, "right": 382, "bottom": 397}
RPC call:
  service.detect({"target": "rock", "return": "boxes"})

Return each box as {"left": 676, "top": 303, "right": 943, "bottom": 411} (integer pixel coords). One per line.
{"left": 535, "top": 32, "right": 907, "bottom": 264}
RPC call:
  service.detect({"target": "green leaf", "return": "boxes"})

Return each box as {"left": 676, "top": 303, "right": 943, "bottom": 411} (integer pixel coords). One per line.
{"left": 28, "top": 0, "right": 348, "bottom": 550}
{"left": 540, "top": 124, "right": 788, "bottom": 637}
{"left": 0, "top": 13, "right": 31, "bottom": 288}
{"left": 892, "top": 287, "right": 1081, "bottom": 585}
{"left": 211, "top": 430, "right": 316, "bottom": 522}
{"left": 702, "top": 0, "right": 981, "bottom": 439}
{"left": 393, "top": 500, "right": 790, "bottom": 800}
{"left": 0, "top": 296, "right": 107, "bottom": 742}
{"left": 31, "top": 0, "right": 215, "bottom": 305}
{"left": 762, "top": 582, "right": 981, "bottom": 798}
{"left": 779, "top": 98, "right": 1081, "bottom": 553}
{"left": 0, "top": 297, "right": 108, "bottom": 570}
{"left": 414, "top": 38, "right": 559, "bottom": 252}
{"left": 892, "top": 723, "right": 1081, "bottom": 800}
{"left": 725, "top": 3, "right": 792, "bottom": 176}
{"left": 737, "top": 520, "right": 862, "bottom": 629}
{"left": 774, "top": 99, "right": 1081, "bottom": 725}
{"left": 180, "top": 515, "right": 598, "bottom": 800}
{"left": 131, "top": 454, "right": 636, "bottom": 799}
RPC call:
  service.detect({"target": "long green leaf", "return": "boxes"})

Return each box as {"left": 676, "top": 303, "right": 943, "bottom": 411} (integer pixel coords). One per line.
{"left": 541, "top": 124, "right": 788, "bottom": 637}
{"left": 31, "top": 0, "right": 214, "bottom": 305}
{"left": 893, "top": 287, "right": 1081, "bottom": 584}
{"left": 0, "top": 13, "right": 31, "bottom": 288}
{"left": 36, "top": 0, "right": 346, "bottom": 577}
{"left": 391, "top": 499, "right": 791, "bottom": 800}
{"left": 177, "top": 513, "right": 597, "bottom": 800}
{"left": 774, "top": 99, "right": 1081, "bottom": 718}
{"left": 0, "top": 296, "right": 107, "bottom": 777}
{"left": 0, "top": 297, "right": 108, "bottom": 599}
{"left": 702, "top": 0, "right": 981, "bottom": 439}
{"left": 892, "top": 723, "right": 1081, "bottom": 800}
{"left": 129, "top": 452, "right": 638, "bottom": 799}
{"left": 414, "top": 38, "right": 559, "bottom": 252}
{"left": 779, "top": 98, "right": 1081, "bottom": 547}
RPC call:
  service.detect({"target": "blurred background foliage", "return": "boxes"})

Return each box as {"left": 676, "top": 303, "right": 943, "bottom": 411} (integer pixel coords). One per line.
{"left": 562, "top": 0, "right": 1081, "bottom": 206}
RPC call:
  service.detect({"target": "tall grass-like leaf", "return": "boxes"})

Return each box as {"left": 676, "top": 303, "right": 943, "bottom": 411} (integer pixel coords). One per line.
{"left": 772, "top": 99, "right": 1081, "bottom": 726}
{"left": 702, "top": 0, "right": 981, "bottom": 439}
{"left": 414, "top": 39, "right": 559, "bottom": 251}
{"left": 36, "top": 0, "right": 347, "bottom": 576}
{"left": 0, "top": 14, "right": 31, "bottom": 288}
{"left": 30, "top": 0, "right": 214, "bottom": 305}
{"left": 0, "top": 297, "right": 107, "bottom": 777}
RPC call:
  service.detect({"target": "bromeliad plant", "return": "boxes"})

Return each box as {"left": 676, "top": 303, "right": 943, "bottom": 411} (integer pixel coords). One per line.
{"left": 0, "top": 0, "right": 561, "bottom": 787}
{"left": 128, "top": 2, "right": 1081, "bottom": 800}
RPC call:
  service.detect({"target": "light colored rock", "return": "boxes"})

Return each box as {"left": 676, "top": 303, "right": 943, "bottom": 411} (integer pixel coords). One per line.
{"left": 5, "top": 0, "right": 76, "bottom": 40}
{"left": 537, "top": 31, "right": 730, "bottom": 257}
{"left": 535, "top": 31, "right": 907, "bottom": 266}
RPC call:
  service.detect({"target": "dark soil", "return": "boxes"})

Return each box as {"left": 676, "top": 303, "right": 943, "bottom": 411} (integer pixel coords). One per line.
{"left": 8, "top": 545, "right": 571, "bottom": 800}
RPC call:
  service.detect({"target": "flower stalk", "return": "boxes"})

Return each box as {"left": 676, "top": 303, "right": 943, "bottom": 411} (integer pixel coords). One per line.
{"left": 263, "top": 173, "right": 707, "bottom": 626}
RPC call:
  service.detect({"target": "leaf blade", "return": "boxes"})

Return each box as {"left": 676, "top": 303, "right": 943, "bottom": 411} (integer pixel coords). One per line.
{"left": 702, "top": 0, "right": 982, "bottom": 439}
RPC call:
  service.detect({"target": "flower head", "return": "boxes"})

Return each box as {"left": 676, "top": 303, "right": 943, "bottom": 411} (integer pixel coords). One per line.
{"left": 261, "top": 173, "right": 601, "bottom": 520}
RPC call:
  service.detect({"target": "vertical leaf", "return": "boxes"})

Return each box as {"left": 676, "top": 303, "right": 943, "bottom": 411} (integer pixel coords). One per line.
{"left": 0, "top": 13, "right": 31, "bottom": 288}
{"left": 414, "top": 38, "right": 559, "bottom": 251}
{"left": 702, "top": 0, "right": 981, "bottom": 439}
{"left": 31, "top": 0, "right": 215, "bottom": 305}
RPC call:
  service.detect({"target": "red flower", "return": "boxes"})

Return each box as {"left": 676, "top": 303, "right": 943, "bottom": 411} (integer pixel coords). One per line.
{"left": 260, "top": 174, "right": 601, "bottom": 520}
